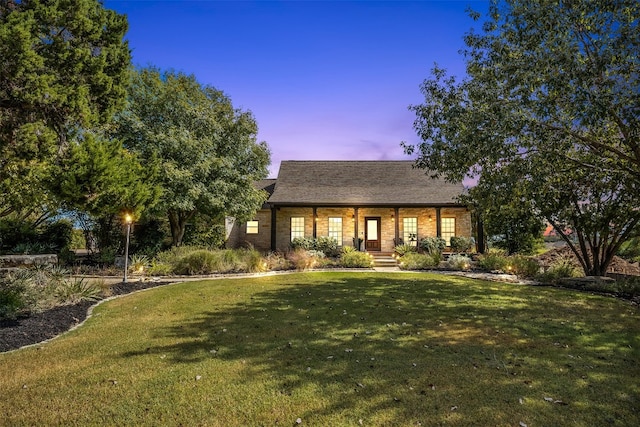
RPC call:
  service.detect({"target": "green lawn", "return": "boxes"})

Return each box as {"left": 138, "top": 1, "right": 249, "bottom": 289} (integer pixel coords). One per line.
{"left": 1, "top": 272, "right": 639, "bottom": 426}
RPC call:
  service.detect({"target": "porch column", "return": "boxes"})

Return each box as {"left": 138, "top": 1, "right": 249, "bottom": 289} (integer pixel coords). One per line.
{"left": 270, "top": 206, "right": 277, "bottom": 251}
{"left": 394, "top": 207, "right": 399, "bottom": 246}
{"left": 436, "top": 207, "right": 442, "bottom": 238}
{"left": 353, "top": 207, "right": 359, "bottom": 250}
{"left": 476, "top": 215, "right": 486, "bottom": 254}
{"left": 313, "top": 207, "right": 317, "bottom": 238}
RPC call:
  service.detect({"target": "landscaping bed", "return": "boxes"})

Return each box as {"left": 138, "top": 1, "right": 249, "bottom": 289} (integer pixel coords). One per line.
{"left": 0, "top": 280, "right": 171, "bottom": 352}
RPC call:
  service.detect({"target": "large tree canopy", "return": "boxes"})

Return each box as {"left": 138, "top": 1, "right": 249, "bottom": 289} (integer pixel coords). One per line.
{"left": 0, "top": 0, "right": 130, "bottom": 216}
{"left": 114, "top": 67, "right": 271, "bottom": 246}
{"left": 50, "top": 133, "right": 160, "bottom": 219}
{"left": 406, "top": 0, "right": 639, "bottom": 276}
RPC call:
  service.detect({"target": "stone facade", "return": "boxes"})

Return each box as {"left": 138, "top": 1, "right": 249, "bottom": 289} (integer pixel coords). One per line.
{"left": 226, "top": 209, "right": 273, "bottom": 250}
{"left": 229, "top": 206, "right": 472, "bottom": 253}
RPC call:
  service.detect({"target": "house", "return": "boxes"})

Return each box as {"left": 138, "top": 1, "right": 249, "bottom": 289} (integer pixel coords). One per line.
{"left": 226, "top": 160, "right": 477, "bottom": 253}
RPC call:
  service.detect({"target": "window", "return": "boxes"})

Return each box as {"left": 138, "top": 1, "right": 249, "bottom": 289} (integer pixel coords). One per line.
{"left": 403, "top": 217, "right": 418, "bottom": 246}
{"left": 246, "top": 220, "right": 259, "bottom": 234}
{"left": 291, "top": 217, "right": 304, "bottom": 241}
{"left": 441, "top": 218, "right": 456, "bottom": 246}
{"left": 328, "top": 217, "right": 342, "bottom": 245}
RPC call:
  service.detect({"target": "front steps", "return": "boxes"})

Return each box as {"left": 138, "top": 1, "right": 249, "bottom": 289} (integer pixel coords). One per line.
{"left": 367, "top": 252, "right": 399, "bottom": 268}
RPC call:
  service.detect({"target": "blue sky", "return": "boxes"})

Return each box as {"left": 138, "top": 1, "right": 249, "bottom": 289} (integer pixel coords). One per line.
{"left": 104, "top": 0, "right": 487, "bottom": 177}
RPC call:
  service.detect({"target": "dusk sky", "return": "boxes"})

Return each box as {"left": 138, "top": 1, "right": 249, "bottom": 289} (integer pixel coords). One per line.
{"left": 104, "top": 0, "right": 488, "bottom": 178}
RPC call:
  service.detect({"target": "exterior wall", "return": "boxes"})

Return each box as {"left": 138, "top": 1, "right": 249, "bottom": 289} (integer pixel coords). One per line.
{"left": 226, "top": 209, "right": 272, "bottom": 252}
{"left": 274, "top": 207, "right": 314, "bottom": 251}
{"left": 228, "top": 205, "right": 472, "bottom": 253}
{"left": 398, "top": 207, "right": 437, "bottom": 244}
{"left": 356, "top": 207, "right": 395, "bottom": 252}
{"left": 440, "top": 207, "right": 472, "bottom": 241}
{"left": 315, "top": 207, "right": 356, "bottom": 247}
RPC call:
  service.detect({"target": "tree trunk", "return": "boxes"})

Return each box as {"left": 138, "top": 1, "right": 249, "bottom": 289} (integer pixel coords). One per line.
{"left": 168, "top": 209, "right": 196, "bottom": 247}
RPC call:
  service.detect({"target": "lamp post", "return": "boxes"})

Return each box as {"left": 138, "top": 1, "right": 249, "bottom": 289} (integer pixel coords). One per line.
{"left": 123, "top": 213, "right": 132, "bottom": 283}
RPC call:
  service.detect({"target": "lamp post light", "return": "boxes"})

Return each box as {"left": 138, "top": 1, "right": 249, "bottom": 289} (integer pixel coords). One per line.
{"left": 123, "top": 213, "right": 133, "bottom": 283}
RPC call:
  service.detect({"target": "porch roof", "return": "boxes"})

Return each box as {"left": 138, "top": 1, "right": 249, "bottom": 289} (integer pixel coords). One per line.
{"left": 267, "top": 161, "right": 466, "bottom": 207}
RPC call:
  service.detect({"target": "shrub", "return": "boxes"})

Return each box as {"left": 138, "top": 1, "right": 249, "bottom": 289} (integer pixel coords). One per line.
{"left": 420, "top": 237, "right": 446, "bottom": 255}
{"left": 538, "top": 256, "right": 581, "bottom": 283}
{"left": 315, "top": 236, "right": 340, "bottom": 257}
{"left": 287, "top": 249, "right": 319, "bottom": 270}
{"left": 55, "top": 278, "right": 101, "bottom": 305}
{"left": 450, "top": 236, "right": 474, "bottom": 253}
{"left": 394, "top": 244, "right": 417, "bottom": 256}
{"left": 342, "top": 246, "right": 357, "bottom": 254}
{"left": 339, "top": 250, "right": 373, "bottom": 268}
{"left": 291, "top": 237, "right": 314, "bottom": 251}
{"left": 238, "top": 248, "right": 265, "bottom": 273}
{"left": 129, "top": 254, "right": 149, "bottom": 275}
{"left": 477, "top": 250, "right": 509, "bottom": 272}
{"left": 307, "top": 250, "right": 326, "bottom": 259}
{"left": 291, "top": 237, "right": 340, "bottom": 257}
{"left": 147, "top": 260, "right": 174, "bottom": 276}
{"left": 446, "top": 254, "right": 472, "bottom": 270}
{"left": 264, "top": 252, "right": 290, "bottom": 271}
{"left": 10, "top": 242, "right": 55, "bottom": 255}
{"left": 174, "top": 250, "right": 218, "bottom": 275}
{"left": 608, "top": 276, "right": 640, "bottom": 297}
{"left": 398, "top": 253, "right": 438, "bottom": 270}
{"left": 0, "top": 279, "right": 29, "bottom": 320}
{"left": 39, "top": 220, "right": 73, "bottom": 253}
{"left": 510, "top": 255, "right": 540, "bottom": 278}
{"left": 0, "top": 218, "right": 37, "bottom": 253}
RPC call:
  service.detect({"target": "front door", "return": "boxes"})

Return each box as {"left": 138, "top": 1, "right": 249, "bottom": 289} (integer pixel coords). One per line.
{"left": 365, "top": 217, "right": 381, "bottom": 251}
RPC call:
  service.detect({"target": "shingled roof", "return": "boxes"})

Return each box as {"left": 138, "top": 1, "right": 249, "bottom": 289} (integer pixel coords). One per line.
{"left": 267, "top": 161, "right": 466, "bottom": 206}
{"left": 254, "top": 179, "right": 277, "bottom": 209}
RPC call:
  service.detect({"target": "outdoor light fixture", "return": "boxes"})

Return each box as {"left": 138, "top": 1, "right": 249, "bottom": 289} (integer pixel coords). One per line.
{"left": 391, "top": 214, "right": 395, "bottom": 221}
{"left": 123, "top": 213, "right": 133, "bottom": 283}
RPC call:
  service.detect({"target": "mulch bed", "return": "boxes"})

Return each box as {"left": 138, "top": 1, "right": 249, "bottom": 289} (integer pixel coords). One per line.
{"left": 0, "top": 280, "right": 172, "bottom": 353}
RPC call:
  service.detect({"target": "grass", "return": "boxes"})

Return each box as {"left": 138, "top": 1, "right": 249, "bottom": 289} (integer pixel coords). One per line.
{"left": 1, "top": 272, "right": 639, "bottom": 426}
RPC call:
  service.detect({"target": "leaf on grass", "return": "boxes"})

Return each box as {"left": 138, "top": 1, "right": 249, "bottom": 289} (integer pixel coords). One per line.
{"left": 295, "top": 417, "right": 302, "bottom": 424}
{"left": 450, "top": 406, "right": 458, "bottom": 411}
{"left": 519, "top": 397, "right": 524, "bottom": 405}
{"left": 519, "top": 422, "right": 528, "bottom": 427}
{"left": 195, "top": 375, "right": 202, "bottom": 381}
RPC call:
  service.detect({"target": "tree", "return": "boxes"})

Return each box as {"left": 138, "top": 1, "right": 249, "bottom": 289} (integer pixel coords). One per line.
{"left": 0, "top": 0, "right": 130, "bottom": 217}
{"left": 114, "top": 67, "right": 271, "bottom": 246}
{"left": 405, "top": 0, "right": 640, "bottom": 276}
{"left": 468, "top": 179, "right": 545, "bottom": 255}
{"left": 51, "top": 134, "right": 159, "bottom": 219}
{"left": 49, "top": 133, "right": 161, "bottom": 251}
